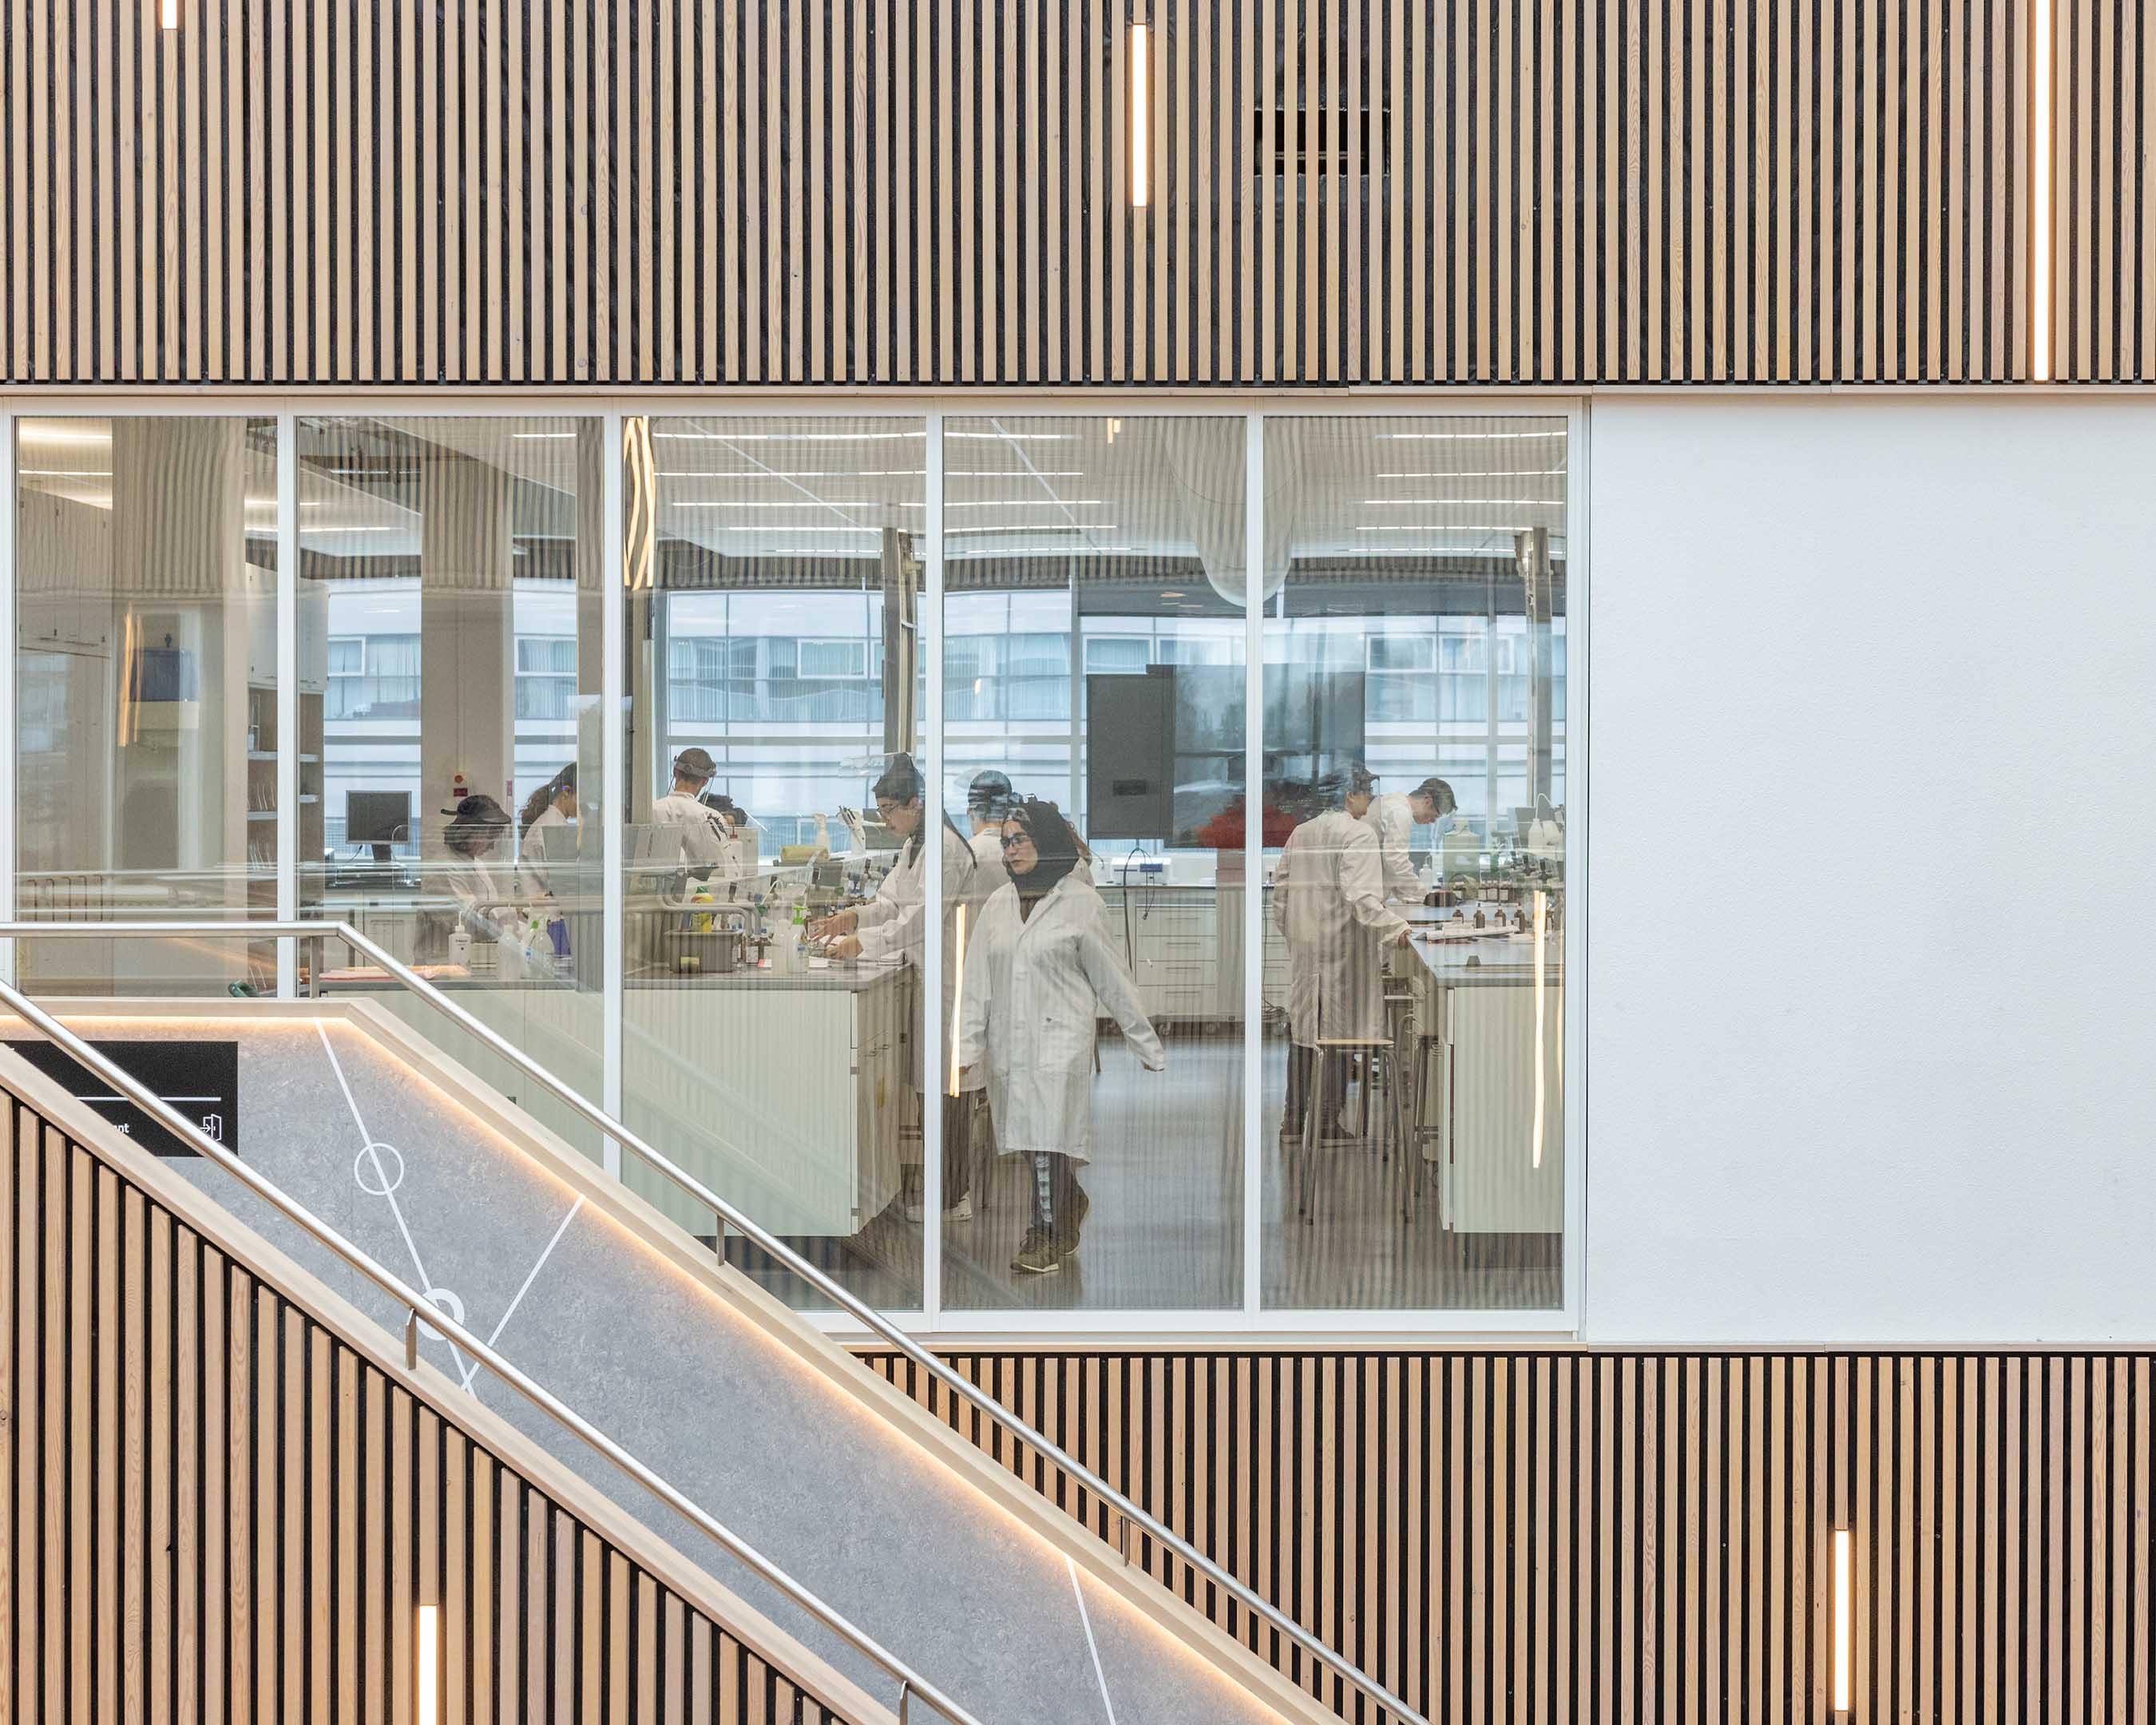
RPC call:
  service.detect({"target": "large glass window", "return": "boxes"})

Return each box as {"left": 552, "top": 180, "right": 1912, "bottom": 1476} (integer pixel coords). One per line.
{"left": 941, "top": 415, "right": 1246, "bottom": 1311}
{"left": 624, "top": 414, "right": 925, "bottom": 1310}
{"left": 298, "top": 416, "right": 608, "bottom": 1158}
{"left": 13, "top": 415, "right": 279, "bottom": 993}
{"left": 1260, "top": 415, "right": 1567, "bottom": 1311}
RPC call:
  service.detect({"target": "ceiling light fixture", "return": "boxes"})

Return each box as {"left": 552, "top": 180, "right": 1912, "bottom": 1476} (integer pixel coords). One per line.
{"left": 1377, "top": 430, "right": 1566, "bottom": 442}
{"left": 652, "top": 430, "right": 924, "bottom": 442}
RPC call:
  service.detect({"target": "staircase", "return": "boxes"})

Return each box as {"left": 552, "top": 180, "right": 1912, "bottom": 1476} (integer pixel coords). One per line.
{"left": 0, "top": 948, "right": 1417, "bottom": 1725}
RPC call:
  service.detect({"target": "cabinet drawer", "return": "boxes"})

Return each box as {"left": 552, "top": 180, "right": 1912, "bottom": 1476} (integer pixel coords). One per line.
{"left": 1136, "top": 934, "right": 1215, "bottom": 961}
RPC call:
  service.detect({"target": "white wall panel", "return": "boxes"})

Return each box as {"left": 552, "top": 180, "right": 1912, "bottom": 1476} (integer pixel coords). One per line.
{"left": 1586, "top": 396, "right": 2156, "bottom": 1344}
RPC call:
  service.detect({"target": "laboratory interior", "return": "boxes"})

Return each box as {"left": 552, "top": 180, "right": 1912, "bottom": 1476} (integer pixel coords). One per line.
{"left": 11, "top": 410, "right": 1566, "bottom": 1325}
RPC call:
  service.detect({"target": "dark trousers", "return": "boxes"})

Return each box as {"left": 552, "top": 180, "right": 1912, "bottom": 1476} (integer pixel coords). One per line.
{"left": 1284, "top": 1044, "right": 1349, "bottom": 1137}
{"left": 1029, "top": 1152, "right": 1081, "bottom": 1233}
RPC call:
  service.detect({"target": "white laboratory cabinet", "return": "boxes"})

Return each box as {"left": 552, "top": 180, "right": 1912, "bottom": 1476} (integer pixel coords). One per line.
{"left": 1410, "top": 968, "right": 1565, "bottom": 1234}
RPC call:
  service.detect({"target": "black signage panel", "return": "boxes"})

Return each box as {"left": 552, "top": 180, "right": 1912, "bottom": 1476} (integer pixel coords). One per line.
{"left": 5, "top": 1039, "right": 240, "bottom": 1157}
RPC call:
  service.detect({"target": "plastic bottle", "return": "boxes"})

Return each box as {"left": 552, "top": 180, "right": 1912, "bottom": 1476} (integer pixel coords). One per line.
{"left": 524, "top": 914, "right": 554, "bottom": 979}
{"left": 448, "top": 926, "right": 474, "bottom": 970}
{"left": 497, "top": 928, "right": 524, "bottom": 981}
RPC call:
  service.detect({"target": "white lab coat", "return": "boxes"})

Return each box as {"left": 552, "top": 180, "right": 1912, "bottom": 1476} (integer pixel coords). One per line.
{"left": 967, "top": 825, "right": 1010, "bottom": 895}
{"left": 857, "top": 823, "right": 991, "bottom": 1092}
{"left": 443, "top": 853, "right": 517, "bottom": 941}
{"left": 1361, "top": 791, "right": 1423, "bottom": 902}
{"left": 651, "top": 791, "right": 731, "bottom": 869}
{"left": 520, "top": 802, "right": 573, "bottom": 900}
{"left": 957, "top": 872, "right": 1163, "bottom": 1164}
{"left": 1272, "top": 808, "right": 1409, "bottom": 1046}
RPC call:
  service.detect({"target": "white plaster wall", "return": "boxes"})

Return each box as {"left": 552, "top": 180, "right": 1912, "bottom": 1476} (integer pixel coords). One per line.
{"left": 1583, "top": 396, "right": 2156, "bottom": 1345}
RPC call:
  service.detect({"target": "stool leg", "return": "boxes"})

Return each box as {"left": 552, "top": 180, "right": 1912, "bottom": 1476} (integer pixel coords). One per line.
{"left": 1299, "top": 1086, "right": 1320, "bottom": 1223}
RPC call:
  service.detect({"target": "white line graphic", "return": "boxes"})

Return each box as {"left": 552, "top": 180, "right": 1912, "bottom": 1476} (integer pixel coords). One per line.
{"left": 314, "top": 1018, "right": 474, "bottom": 1386}
{"left": 1065, "top": 1558, "right": 1120, "bottom": 1725}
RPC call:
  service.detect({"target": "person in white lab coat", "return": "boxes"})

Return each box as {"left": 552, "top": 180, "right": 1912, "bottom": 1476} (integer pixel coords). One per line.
{"left": 964, "top": 769, "right": 1016, "bottom": 880}
{"left": 517, "top": 763, "right": 579, "bottom": 901}
{"left": 650, "top": 746, "right": 731, "bottom": 872}
{"left": 811, "top": 754, "right": 988, "bottom": 1221}
{"left": 958, "top": 799, "right": 1163, "bottom": 1276}
{"left": 439, "top": 794, "right": 518, "bottom": 943}
{"left": 1359, "top": 774, "right": 1456, "bottom": 902}
{"left": 1273, "top": 765, "right": 1413, "bottom": 1144}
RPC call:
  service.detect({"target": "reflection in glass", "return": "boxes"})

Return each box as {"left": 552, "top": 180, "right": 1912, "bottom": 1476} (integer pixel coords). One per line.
{"left": 1261, "top": 416, "right": 1567, "bottom": 1311}
{"left": 624, "top": 415, "right": 925, "bottom": 1311}
{"left": 942, "top": 416, "right": 1246, "bottom": 1311}
{"left": 14, "top": 416, "right": 279, "bottom": 993}
{"left": 299, "top": 416, "right": 607, "bottom": 1159}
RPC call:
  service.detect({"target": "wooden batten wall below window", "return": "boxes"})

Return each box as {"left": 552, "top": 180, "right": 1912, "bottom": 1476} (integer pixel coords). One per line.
{"left": 870, "top": 1347, "right": 2155, "bottom": 1724}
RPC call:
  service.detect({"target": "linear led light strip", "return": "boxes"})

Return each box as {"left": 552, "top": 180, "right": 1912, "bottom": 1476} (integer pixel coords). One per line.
{"left": 1832, "top": 1529, "right": 1853, "bottom": 1712}
{"left": 1130, "top": 22, "right": 1151, "bottom": 207}
{"left": 2032, "top": 0, "right": 2052, "bottom": 381}
{"left": 417, "top": 1604, "right": 439, "bottom": 1725}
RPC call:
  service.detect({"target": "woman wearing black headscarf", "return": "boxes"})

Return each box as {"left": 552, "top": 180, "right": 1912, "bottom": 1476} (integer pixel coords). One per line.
{"left": 956, "top": 799, "right": 1163, "bottom": 1276}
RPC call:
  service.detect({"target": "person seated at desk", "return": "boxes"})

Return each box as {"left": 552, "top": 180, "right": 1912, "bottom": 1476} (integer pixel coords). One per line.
{"left": 1358, "top": 772, "right": 1456, "bottom": 902}
{"left": 440, "top": 793, "right": 517, "bottom": 942}
{"left": 1274, "top": 761, "right": 1414, "bottom": 1147}
{"left": 811, "top": 752, "right": 983, "bottom": 1223}
{"left": 652, "top": 746, "right": 731, "bottom": 873}
{"left": 958, "top": 799, "right": 1163, "bottom": 1278}
{"left": 517, "top": 763, "right": 578, "bottom": 902}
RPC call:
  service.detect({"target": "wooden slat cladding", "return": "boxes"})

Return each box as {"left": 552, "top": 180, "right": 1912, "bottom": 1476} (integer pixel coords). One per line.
{"left": 0, "top": 0, "right": 2047, "bottom": 387}
{"left": 0, "top": 1100, "right": 858, "bottom": 1725}
{"left": 869, "top": 1350, "right": 2156, "bottom": 1725}
{"left": 2055, "top": 0, "right": 2154, "bottom": 380}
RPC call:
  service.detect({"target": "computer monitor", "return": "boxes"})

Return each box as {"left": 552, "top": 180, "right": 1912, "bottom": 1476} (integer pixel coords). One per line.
{"left": 346, "top": 791, "right": 411, "bottom": 862}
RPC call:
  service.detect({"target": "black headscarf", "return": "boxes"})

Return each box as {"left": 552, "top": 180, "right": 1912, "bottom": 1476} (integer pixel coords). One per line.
{"left": 1009, "top": 799, "right": 1083, "bottom": 918}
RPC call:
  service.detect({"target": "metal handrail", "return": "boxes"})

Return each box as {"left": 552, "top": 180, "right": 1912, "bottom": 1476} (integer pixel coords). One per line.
{"left": 0, "top": 967, "right": 981, "bottom": 1725}
{"left": 0, "top": 917, "right": 1431, "bottom": 1725}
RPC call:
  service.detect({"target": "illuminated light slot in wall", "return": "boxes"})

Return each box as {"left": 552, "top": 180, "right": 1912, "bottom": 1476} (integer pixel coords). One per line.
{"left": 1831, "top": 1529, "right": 1853, "bottom": 1713}
{"left": 2031, "top": 0, "right": 2053, "bottom": 379}
{"left": 416, "top": 1604, "right": 441, "bottom": 1725}
{"left": 161, "top": 0, "right": 179, "bottom": 26}
{"left": 948, "top": 904, "right": 967, "bottom": 1096}
{"left": 1531, "top": 890, "right": 1546, "bottom": 1168}
{"left": 1128, "top": 23, "right": 1151, "bottom": 207}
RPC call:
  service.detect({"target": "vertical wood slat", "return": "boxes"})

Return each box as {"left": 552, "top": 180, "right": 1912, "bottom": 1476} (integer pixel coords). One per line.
{"left": 873, "top": 1346, "right": 2156, "bottom": 1725}
{"left": 0, "top": 0, "right": 2060, "bottom": 383}
{"left": 0, "top": 1099, "right": 857, "bottom": 1725}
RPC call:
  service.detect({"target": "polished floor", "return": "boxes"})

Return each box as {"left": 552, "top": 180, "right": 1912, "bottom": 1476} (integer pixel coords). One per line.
{"left": 731, "top": 1031, "right": 1562, "bottom": 1317}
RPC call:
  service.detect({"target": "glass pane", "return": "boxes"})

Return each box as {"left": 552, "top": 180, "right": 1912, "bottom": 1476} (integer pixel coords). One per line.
{"left": 299, "top": 416, "right": 608, "bottom": 1160}
{"left": 624, "top": 414, "right": 925, "bottom": 1311}
{"left": 1260, "top": 414, "right": 1567, "bottom": 1311}
{"left": 941, "top": 415, "right": 1245, "bottom": 1311}
{"left": 14, "top": 415, "right": 279, "bottom": 993}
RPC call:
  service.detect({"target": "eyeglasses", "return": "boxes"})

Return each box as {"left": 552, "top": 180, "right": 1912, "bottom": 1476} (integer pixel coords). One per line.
{"left": 999, "top": 832, "right": 1034, "bottom": 851}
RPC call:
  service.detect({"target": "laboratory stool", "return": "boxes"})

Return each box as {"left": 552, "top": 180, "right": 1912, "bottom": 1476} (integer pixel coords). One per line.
{"left": 1294, "top": 1033, "right": 1415, "bottom": 1225}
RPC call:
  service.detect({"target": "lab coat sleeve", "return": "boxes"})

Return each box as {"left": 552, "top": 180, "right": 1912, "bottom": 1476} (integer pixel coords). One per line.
{"left": 1339, "top": 828, "right": 1411, "bottom": 942}
{"left": 1270, "top": 843, "right": 1293, "bottom": 936}
{"left": 852, "top": 864, "right": 904, "bottom": 937}
{"left": 1076, "top": 915, "right": 1166, "bottom": 1071}
{"left": 1377, "top": 799, "right": 1420, "bottom": 900}
{"left": 956, "top": 904, "right": 995, "bottom": 1069}
{"left": 678, "top": 811, "right": 729, "bottom": 868}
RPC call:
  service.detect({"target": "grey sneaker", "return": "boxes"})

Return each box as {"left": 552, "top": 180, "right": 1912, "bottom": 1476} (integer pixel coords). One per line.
{"left": 1011, "top": 1226, "right": 1062, "bottom": 1276}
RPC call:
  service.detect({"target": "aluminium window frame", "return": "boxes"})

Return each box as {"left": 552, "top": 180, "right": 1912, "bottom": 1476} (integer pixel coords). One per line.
{"left": 0, "top": 393, "right": 1587, "bottom": 1347}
